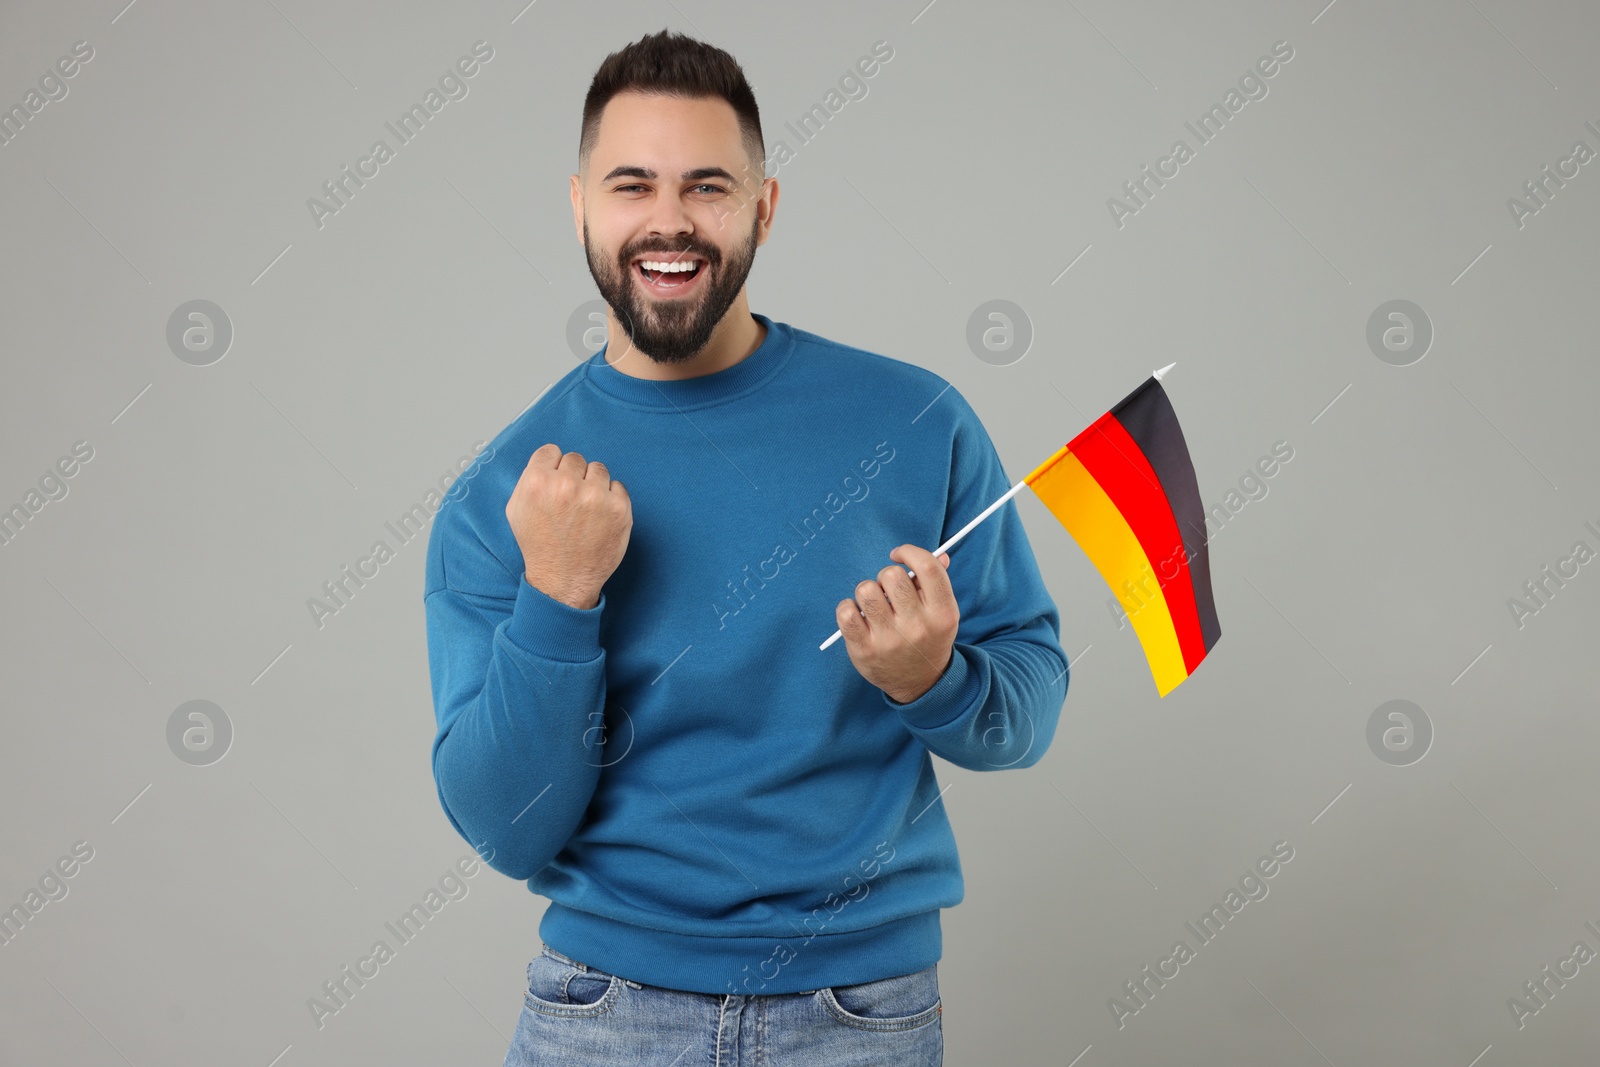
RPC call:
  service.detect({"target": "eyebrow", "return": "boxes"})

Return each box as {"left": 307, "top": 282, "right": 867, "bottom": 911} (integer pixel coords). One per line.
{"left": 601, "top": 165, "right": 740, "bottom": 184}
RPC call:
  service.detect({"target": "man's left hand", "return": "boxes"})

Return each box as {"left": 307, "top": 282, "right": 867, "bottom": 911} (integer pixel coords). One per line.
{"left": 836, "top": 544, "right": 961, "bottom": 704}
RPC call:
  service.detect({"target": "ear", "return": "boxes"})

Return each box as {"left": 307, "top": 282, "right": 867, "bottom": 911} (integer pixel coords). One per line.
{"left": 570, "top": 173, "right": 584, "bottom": 245}
{"left": 754, "top": 178, "right": 779, "bottom": 247}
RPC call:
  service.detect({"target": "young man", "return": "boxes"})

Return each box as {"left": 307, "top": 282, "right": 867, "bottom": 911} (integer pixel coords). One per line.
{"left": 424, "top": 29, "right": 1069, "bottom": 1066}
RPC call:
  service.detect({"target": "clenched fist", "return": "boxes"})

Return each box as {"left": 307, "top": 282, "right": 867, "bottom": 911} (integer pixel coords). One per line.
{"left": 836, "top": 544, "right": 960, "bottom": 704}
{"left": 505, "top": 443, "right": 632, "bottom": 610}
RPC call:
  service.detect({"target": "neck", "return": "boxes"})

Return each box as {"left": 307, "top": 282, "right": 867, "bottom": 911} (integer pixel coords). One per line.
{"left": 603, "top": 292, "right": 765, "bottom": 381}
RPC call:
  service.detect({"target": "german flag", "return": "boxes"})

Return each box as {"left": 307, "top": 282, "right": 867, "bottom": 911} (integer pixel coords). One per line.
{"left": 1024, "top": 370, "right": 1220, "bottom": 696}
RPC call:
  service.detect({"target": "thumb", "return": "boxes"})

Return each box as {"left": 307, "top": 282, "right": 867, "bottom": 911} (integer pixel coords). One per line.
{"left": 939, "top": 552, "right": 950, "bottom": 568}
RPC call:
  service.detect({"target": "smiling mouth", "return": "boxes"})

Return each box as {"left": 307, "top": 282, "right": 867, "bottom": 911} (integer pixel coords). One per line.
{"left": 634, "top": 256, "right": 706, "bottom": 295}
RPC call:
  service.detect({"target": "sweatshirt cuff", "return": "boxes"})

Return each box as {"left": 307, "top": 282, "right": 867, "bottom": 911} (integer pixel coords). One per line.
{"left": 885, "top": 644, "right": 981, "bottom": 730}
{"left": 504, "top": 577, "right": 606, "bottom": 662}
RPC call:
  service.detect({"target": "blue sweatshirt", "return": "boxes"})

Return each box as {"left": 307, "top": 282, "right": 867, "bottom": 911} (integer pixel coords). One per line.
{"left": 424, "top": 313, "right": 1069, "bottom": 996}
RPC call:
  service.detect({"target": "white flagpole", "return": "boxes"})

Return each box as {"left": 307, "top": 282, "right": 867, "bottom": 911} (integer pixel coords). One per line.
{"left": 818, "top": 362, "right": 1177, "bottom": 652}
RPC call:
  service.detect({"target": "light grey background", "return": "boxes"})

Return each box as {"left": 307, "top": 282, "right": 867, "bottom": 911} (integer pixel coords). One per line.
{"left": 2, "top": 0, "right": 1597, "bottom": 1063}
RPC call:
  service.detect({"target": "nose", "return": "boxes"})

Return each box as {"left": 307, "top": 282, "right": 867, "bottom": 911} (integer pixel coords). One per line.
{"left": 644, "top": 189, "right": 693, "bottom": 241}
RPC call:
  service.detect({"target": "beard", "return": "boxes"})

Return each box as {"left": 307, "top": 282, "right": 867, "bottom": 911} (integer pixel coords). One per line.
{"left": 583, "top": 213, "right": 759, "bottom": 365}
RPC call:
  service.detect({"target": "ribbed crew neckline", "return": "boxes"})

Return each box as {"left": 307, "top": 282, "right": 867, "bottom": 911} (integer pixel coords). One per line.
{"left": 581, "top": 313, "right": 795, "bottom": 411}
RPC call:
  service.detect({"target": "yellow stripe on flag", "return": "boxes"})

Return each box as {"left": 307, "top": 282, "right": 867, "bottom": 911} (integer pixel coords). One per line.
{"left": 1029, "top": 451, "right": 1190, "bottom": 696}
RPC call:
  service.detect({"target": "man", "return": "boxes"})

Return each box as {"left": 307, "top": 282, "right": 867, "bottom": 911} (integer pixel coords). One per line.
{"left": 424, "top": 29, "right": 1069, "bottom": 1066}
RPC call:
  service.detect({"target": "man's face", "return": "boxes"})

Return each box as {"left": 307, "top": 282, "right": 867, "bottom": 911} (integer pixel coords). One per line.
{"left": 572, "top": 91, "right": 773, "bottom": 365}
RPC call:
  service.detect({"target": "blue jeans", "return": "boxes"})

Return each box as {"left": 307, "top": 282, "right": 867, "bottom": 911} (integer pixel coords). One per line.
{"left": 503, "top": 941, "right": 943, "bottom": 1066}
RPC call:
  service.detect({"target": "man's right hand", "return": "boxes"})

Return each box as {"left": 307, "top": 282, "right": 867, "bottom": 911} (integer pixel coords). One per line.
{"left": 505, "top": 443, "right": 632, "bottom": 610}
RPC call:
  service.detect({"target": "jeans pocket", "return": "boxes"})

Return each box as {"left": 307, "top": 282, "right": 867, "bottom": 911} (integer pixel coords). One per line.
{"left": 820, "top": 964, "right": 942, "bottom": 1032}
{"left": 522, "top": 950, "right": 619, "bottom": 1018}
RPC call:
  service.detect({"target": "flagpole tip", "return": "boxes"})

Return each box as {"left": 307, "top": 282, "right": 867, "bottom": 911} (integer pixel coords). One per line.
{"left": 1153, "top": 361, "right": 1177, "bottom": 381}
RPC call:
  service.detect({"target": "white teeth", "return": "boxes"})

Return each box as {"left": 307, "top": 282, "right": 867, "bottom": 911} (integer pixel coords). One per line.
{"left": 639, "top": 260, "right": 699, "bottom": 273}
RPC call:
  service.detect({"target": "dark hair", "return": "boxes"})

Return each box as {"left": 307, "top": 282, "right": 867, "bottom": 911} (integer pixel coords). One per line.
{"left": 579, "top": 29, "right": 764, "bottom": 178}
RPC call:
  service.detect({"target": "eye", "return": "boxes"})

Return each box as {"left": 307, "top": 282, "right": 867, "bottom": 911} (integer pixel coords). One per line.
{"left": 692, "top": 184, "right": 727, "bottom": 195}
{"left": 613, "top": 184, "right": 646, "bottom": 193}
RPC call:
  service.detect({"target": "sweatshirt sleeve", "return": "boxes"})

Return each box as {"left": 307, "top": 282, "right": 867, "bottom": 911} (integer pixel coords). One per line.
{"left": 424, "top": 503, "right": 610, "bottom": 881}
{"left": 884, "top": 385, "right": 1070, "bottom": 770}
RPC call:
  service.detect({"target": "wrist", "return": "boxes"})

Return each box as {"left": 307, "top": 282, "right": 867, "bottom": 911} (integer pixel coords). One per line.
{"left": 887, "top": 649, "right": 954, "bottom": 704}
{"left": 524, "top": 573, "right": 599, "bottom": 610}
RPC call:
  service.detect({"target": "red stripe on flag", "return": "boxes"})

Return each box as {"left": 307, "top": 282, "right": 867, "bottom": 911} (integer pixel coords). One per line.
{"left": 1070, "top": 414, "right": 1208, "bottom": 674}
